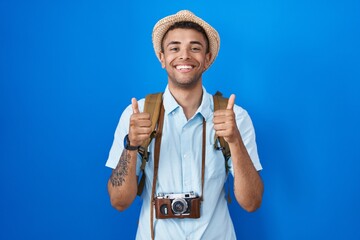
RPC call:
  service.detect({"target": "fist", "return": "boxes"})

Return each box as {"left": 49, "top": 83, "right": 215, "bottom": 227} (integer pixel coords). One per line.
{"left": 213, "top": 94, "right": 240, "bottom": 143}
{"left": 128, "top": 98, "right": 152, "bottom": 147}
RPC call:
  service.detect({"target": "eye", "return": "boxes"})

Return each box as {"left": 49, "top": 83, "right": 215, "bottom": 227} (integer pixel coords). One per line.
{"left": 191, "top": 46, "right": 202, "bottom": 52}
{"left": 169, "top": 47, "right": 179, "bottom": 52}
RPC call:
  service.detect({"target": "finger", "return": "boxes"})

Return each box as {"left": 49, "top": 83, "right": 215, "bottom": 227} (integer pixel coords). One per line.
{"left": 213, "top": 123, "right": 227, "bottom": 131}
{"left": 213, "top": 115, "right": 228, "bottom": 124}
{"left": 130, "top": 119, "right": 152, "bottom": 128}
{"left": 133, "top": 127, "right": 153, "bottom": 135}
{"left": 226, "top": 94, "right": 236, "bottom": 110}
{"left": 131, "top": 98, "right": 140, "bottom": 114}
{"left": 214, "top": 129, "right": 229, "bottom": 138}
{"left": 213, "top": 110, "right": 230, "bottom": 117}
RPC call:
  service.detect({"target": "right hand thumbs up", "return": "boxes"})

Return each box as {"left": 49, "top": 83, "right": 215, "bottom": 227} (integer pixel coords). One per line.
{"left": 129, "top": 97, "right": 152, "bottom": 147}
{"left": 132, "top": 98, "right": 140, "bottom": 114}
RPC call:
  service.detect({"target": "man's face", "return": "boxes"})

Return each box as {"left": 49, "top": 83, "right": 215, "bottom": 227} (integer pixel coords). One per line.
{"left": 159, "top": 28, "right": 212, "bottom": 89}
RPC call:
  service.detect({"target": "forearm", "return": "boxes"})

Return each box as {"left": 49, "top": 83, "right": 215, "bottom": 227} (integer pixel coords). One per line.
{"left": 230, "top": 135, "right": 264, "bottom": 212}
{"left": 108, "top": 149, "right": 138, "bottom": 211}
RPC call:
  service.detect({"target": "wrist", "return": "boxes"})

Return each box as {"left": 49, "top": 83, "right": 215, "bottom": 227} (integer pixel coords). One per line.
{"left": 123, "top": 134, "right": 139, "bottom": 151}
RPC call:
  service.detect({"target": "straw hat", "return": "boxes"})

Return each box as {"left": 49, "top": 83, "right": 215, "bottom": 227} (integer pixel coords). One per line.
{"left": 152, "top": 10, "right": 220, "bottom": 67}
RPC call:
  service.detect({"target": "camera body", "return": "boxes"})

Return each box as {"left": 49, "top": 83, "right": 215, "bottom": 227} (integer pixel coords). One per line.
{"left": 154, "top": 191, "right": 201, "bottom": 219}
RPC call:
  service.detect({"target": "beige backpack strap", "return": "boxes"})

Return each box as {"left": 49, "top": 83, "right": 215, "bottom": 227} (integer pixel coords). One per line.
{"left": 137, "top": 93, "right": 163, "bottom": 196}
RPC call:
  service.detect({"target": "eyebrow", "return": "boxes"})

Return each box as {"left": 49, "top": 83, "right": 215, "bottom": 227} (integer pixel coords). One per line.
{"left": 166, "top": 41, "right": 204, "bottom": 47}
{"left": 190, "top": 41, "right": 204, "bottom": 46}
{"left": 166, "top": 41, "right": 181, "bottom": 47}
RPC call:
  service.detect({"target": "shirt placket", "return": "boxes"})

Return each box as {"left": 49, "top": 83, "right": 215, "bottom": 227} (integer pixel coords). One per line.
{"left": 181, "top": 123, "right": 192, "bottom": 191}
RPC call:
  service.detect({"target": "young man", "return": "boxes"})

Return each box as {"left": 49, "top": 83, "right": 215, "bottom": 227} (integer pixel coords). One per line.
{"left": 106, "top": 10, "right": 263, "bottom": 240}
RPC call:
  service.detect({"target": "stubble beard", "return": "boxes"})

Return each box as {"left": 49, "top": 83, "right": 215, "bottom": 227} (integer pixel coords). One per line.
{"left": 168, "top": 72, "right": 203, "bottom": 90}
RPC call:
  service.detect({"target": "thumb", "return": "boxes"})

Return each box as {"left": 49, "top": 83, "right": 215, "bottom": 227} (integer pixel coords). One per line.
{"left": 131, "top": 98, "right": 140, "bottom": 113}
{"left": 226, "top": 94, "right": 236, "bottom": 110}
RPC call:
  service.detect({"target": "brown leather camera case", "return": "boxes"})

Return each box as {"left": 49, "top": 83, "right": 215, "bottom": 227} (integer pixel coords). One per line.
{"left": 155, "top": 197, "right": 201, "bottom": 219}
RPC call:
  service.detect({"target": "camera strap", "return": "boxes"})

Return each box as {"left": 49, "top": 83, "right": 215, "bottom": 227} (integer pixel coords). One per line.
{"left": 150, "top": 103, "right": 206, "bottom": 240}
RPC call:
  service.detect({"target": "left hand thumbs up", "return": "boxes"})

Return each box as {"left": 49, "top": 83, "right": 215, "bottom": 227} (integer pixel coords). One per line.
{"left": 213, "top": 93, "right": 240, "bottom": 144}
{"left": 227, "top": 94, "right": 236, "bottom": 110}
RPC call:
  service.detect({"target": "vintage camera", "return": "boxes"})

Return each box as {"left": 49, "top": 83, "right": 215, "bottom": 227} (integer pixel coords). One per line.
{"left": 154, "top": 191, "right": 201, "bottom": 219}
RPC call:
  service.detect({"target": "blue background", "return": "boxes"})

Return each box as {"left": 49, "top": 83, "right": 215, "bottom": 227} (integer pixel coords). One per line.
{"left": 1, "top": 0, "right": 360, "bottom": 239}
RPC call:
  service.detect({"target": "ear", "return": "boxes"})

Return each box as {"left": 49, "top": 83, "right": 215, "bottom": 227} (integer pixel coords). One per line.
{"left": 204, "top": 52, "right": 212, "bottom": 70}
{"left": 159, "top": 52, "right": 165, "bottom": 68}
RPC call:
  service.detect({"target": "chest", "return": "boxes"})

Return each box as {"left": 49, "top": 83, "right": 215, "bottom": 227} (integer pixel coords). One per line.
{"left": 145, "top": 114, "right": 227, "bottom": 195}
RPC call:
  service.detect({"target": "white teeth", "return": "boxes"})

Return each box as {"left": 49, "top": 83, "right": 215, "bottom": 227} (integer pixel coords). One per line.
{"left": 176, "top": 65, "right": 193, "bottom": 70}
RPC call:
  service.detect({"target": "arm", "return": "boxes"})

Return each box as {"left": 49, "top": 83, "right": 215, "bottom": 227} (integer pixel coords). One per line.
{"left": 227, "top": 133, "right": 264, "bottom": 212}
{"left": 108, "top": 149, "right": 138, "bottom": 211}
{"left": 107, "top": 98, "right": 152, "bottom": 211}
{"left": 213, "top": 94, "right": 263, "bottom": 212}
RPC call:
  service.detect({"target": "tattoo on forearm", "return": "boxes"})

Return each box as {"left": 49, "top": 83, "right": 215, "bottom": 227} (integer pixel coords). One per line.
{"left": 110, "top": 150, "right": 131, "bottom": 187}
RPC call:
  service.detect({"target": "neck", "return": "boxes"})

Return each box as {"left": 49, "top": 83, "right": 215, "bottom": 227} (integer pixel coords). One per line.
{"left": 168, "top": 83, "right": 203, "bottom": 120}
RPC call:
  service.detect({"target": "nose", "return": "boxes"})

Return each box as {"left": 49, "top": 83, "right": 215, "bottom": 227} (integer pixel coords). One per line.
{"left": 179, "top": 49, "right": 191, "bottom": 60}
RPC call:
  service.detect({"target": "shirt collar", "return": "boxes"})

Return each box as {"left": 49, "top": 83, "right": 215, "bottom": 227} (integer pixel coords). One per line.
{"left": 163, "top": 85, "right": 212, "bottom": 121}
{"left": 163, "top": 86, "right": 180, "bottom": 114}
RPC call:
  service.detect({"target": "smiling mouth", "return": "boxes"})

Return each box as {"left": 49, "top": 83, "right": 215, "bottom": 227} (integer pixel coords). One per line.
{"left": 175, "top": 65, "right": 194, "bottom": 72}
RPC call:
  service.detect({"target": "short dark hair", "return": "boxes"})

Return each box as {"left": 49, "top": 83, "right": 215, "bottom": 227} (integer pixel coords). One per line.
{"left": 161, "top": 21, "right": 210, "bottom": 53}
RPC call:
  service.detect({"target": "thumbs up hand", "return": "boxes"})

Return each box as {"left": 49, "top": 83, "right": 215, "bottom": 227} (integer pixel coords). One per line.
{"left": 213, "top": 94, "right": 241, "bottom": 144}
{"left": 128, "top": 98, "right": 152, "bottom": 148}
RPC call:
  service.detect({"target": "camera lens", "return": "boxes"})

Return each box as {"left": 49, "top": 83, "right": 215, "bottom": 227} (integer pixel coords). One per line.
{"left": 171, "top": 198, "right": 188, "bottom": 214}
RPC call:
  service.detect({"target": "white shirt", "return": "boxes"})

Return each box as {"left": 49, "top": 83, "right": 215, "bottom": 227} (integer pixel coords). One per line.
{"left": 106, "top": 86, "right": 262, "bottom": 240}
